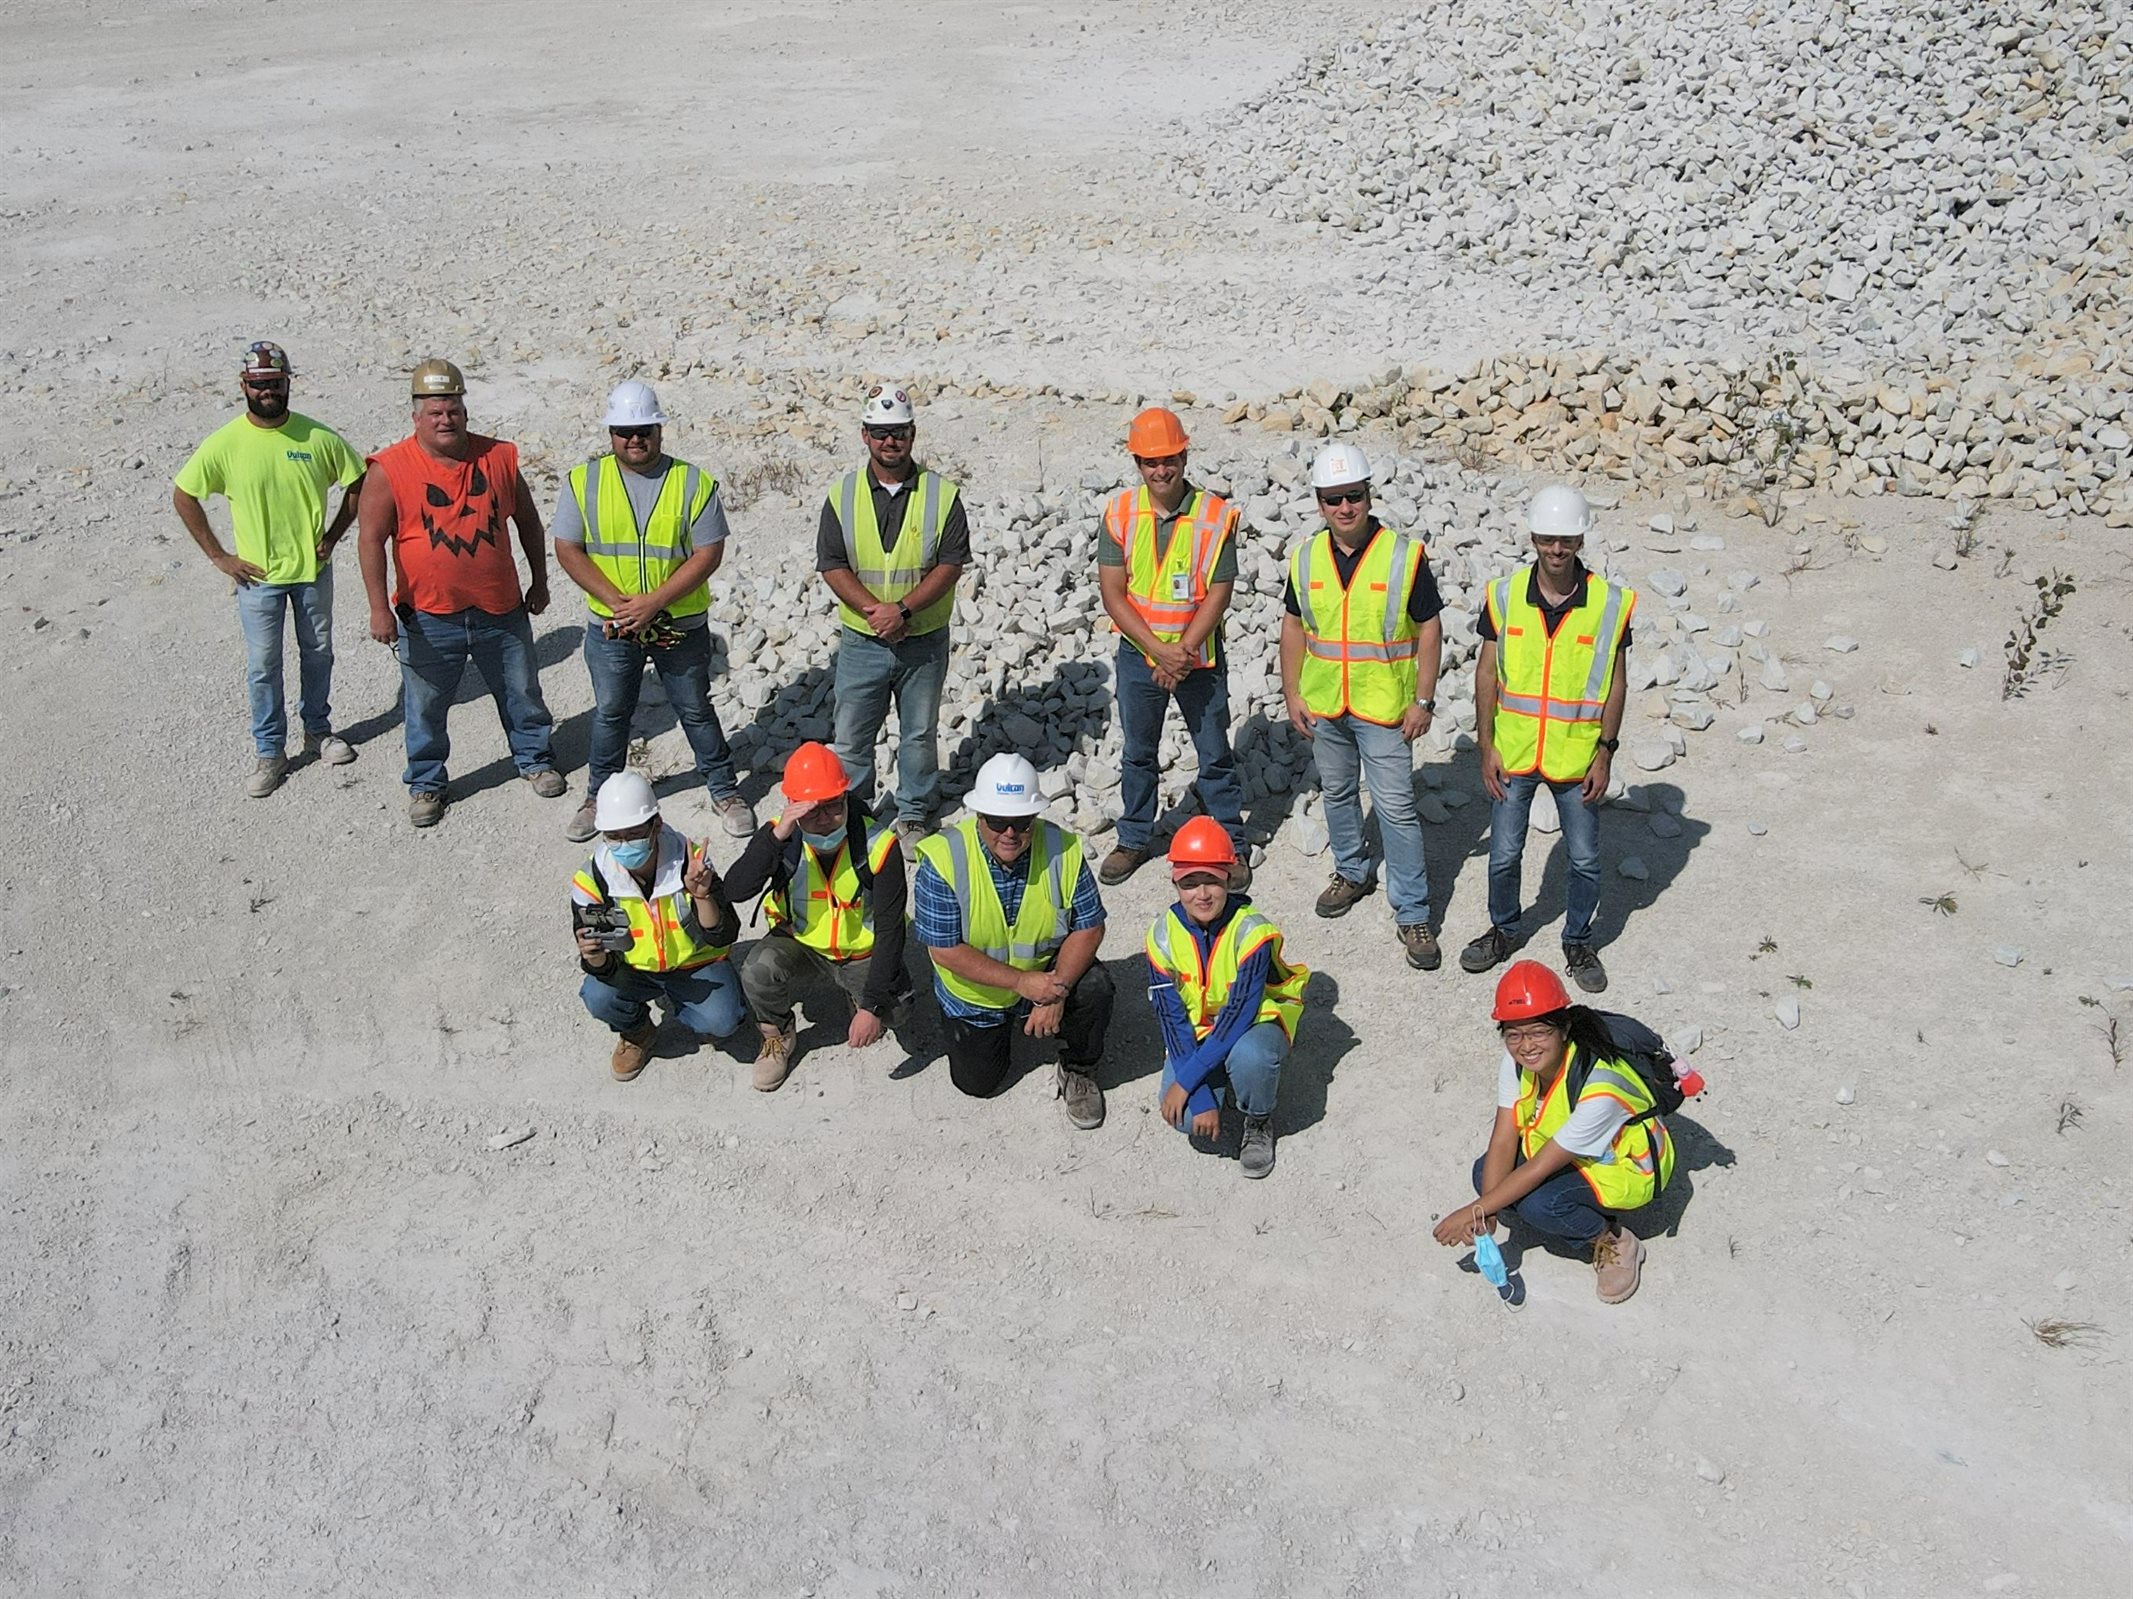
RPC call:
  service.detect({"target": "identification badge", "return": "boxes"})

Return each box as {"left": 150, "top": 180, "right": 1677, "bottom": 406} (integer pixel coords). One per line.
{"left": 1169, "top": 573, "right": 1191, "bottom": 600}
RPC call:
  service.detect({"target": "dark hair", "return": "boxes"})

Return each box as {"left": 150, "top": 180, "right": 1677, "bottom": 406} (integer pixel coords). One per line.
{"left": 1501, "top": 1004, "right": 1616, "bottom": 1066}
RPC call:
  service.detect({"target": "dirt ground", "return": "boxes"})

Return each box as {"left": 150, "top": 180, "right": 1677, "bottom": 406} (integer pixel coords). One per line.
{"left": 3, "top": 3, "right": 2129, "bottom": 1596}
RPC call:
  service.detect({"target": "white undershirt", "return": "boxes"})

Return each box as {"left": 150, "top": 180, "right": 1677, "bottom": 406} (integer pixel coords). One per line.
{"left": 1496, "top": 1052, "right": 1633, "bottom": 1158}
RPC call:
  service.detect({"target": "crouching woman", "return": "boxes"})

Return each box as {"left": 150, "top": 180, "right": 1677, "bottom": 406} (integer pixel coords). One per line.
{"left": 1431, "top": 960, "right": 1674, "bottom": 1302}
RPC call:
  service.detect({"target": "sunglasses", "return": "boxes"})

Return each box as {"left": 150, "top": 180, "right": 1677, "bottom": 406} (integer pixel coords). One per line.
{"left": 242, "top": 377, "right": 289, "bottom": 390}
{"left": 976, "top": 813, "right": 1035, "bottom": 835}
{"left": 1316, "top": 488, "right": 1368, "bottom": 506}
{"left": 863, "top": 425, "right": 914, "bottom": 442}
{"left": 609, "top": 425, "right": 657, "bottom": 441}
{"left": 1532, "top": 534, "right": 1584, "bottom": 548}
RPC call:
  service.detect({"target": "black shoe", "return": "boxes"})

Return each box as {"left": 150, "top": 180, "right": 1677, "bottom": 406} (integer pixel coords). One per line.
{"left": 1460, "top": 926, "right": 1513, "bottom": 974}
{"left": 1563, "top": 943, "right": 1609, "bottom": 994}
{"left": 1240, "top": 1114, "right": 1276, "bottom": 1179}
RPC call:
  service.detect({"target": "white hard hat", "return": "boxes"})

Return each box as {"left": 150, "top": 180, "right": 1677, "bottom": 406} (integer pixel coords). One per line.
{"left": 603, "top": 380, "right": 668, "bottom": 429}
{"left": 861, "top": 383, "right": 916, "bottom": 427}
{"left": 969, "top": 752, "right": 1043, "bottom": 817}
{"left": 1309, "top": 441, "right": 1373, "bottom": 491}
{"left": 593, "top": 771, "right": 659, "bottom": 832}
{"left": 1527, "top": 484, "right": 1594, "bottom": 539}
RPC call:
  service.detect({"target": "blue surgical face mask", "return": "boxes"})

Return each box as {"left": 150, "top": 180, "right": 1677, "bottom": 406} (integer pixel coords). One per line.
{"left": 801, "top": 824, "right": 847, "bottom": 854}
{"left": 609, "top": 835, "right": 656, "bottom": 870}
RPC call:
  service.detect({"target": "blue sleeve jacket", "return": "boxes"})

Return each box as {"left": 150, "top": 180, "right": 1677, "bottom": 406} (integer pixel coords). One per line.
{"left": 1146, "top": 902, "right": 1271, "bottom": 1120}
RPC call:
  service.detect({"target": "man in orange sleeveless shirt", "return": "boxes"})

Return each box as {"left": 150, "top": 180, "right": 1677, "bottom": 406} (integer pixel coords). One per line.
{"left": 357, "top": 359, "right": 563, "bottom": 828}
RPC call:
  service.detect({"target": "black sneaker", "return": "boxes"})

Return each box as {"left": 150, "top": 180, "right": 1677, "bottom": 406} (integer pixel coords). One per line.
{"left": 1240, "top": 1114, "right": 1276, "bottom": 1179}
{"left": 1563, "top": 943, "right": 1609, "bottom": 994}
{"left": 1459, "top": 926, "right": 1513, "bottom": 974}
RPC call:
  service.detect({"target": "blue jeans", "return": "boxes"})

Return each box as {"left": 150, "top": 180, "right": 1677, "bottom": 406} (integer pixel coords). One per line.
{"left": 581, "top": 959, "right": 745, "bottom": 1040}
{"left": 1471, "top": 1153, "right": 1615, "bottom": 1245}
{"left": 1115, "top": 641, "right": 1246, "bottom": 851}
{"left": 584, "top": 621, "right": 741, "bottom": 801}
{"left": 394, "top": 605, "right": 556, "bottom": 793}
{"left": 832, "top": 626, "right": 949, "bottom": 822}
{"left": 1488, "top": 771, "right": 1602, "bottom": 945}
{"left": 1161, "top": 1019, "right": 1287, "bottom": 1121}
{"left": 1312, "top": 712, "right": 1431, "bottom": 924}
{"left": 235, "top": 568, "right": 335, "bottom": 755}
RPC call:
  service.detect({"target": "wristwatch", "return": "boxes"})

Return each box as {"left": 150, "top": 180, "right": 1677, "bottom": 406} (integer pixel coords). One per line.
{"left": 897, "top": 603, "right": 913, "bottom": 623}
{"left": 1416, "top": 696, "right": 1436, "bottom": 710}
{"left": 1598, "top": 736, "right": 1621, "bottom": 752}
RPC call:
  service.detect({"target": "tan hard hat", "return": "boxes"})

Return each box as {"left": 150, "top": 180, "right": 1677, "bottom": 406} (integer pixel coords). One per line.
{"left": 410, "top": 358, "right": 466, "bottom": 398}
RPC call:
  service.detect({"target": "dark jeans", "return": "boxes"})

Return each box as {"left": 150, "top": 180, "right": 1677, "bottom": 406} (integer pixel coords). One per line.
{"left": 583, "top": 621, "right": 740, "bottom": 802}
{"left": 945, "top": 960, "right": 1114, "bottom": 1098}
{"left": 1115, "top": 641, "right": 1246, "bottom": 851}
{"left": 1470, "top": 1153, "right": 1628, "bottom": 1246}
{"left": 395, "top": 604, "right": 555, "bottom": 793}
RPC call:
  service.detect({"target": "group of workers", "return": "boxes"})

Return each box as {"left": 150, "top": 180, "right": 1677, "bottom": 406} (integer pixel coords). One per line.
{"left": 174, "top": 343, "right": 1679, "bottom": 1303}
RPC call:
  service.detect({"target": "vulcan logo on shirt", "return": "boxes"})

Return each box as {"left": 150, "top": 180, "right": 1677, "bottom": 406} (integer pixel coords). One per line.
{"left": 421, "top": 466, "right": 503, "bottom": 557}
{"left": 284, "top": 450, "right": 314, "bottom": 463}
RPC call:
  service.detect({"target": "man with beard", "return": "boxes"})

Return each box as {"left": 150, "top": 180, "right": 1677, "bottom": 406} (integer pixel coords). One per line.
{"left": 358, "top": 359, "right": 563, "bottom": 828}
{"left": 172, "top": 341, "right": 366, "bottom": 797}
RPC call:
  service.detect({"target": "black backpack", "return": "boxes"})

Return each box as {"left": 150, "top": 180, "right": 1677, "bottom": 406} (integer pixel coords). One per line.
{"left": 1565, "top": 1010, "right": 1684, "bottom": 1124}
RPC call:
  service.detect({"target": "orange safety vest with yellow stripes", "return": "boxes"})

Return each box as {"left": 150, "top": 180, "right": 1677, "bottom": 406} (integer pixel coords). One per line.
{"left": 1103, "top": 486, "right": 1239, "bottom": 668}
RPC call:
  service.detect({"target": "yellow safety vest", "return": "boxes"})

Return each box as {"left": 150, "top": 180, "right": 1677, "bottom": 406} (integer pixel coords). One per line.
{"left": 1515, "top": 1046, "right": 1675, "bottom": 1212}
{"left": 830, "top": 468, "right": 960, "bottom": 637}
{"left": 762, "top": 821, "right": 900, "bottom": 962}
{"left": 916, "top": 817, "right": 1081, "bottom": 1012}
{"left": 571, "top": 830, "right": 731, "bottom": 974}
{"left": 1289, "top": 526, "right": 1430, "bottom": 725}
{"left": 567, "top": 455, "right": 717, "bottom": 621}
{"left": 1485, "top": 568, "right": 1635, "bottom": 782}
{"left": 1102, "top": 486, "right": 1239, "bottom": 667}
{"left": 1144, "top": 904, "right": 1310, "bottom": 1043}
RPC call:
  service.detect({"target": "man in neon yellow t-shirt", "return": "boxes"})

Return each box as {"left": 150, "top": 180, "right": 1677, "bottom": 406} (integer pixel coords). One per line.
{"left": 173, "top": 342, "right": 366, "bottom": 797}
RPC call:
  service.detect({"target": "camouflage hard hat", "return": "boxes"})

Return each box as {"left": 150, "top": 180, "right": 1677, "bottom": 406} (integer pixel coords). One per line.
{"left": 410, "top": 358, "right": 466, "bottom": 398}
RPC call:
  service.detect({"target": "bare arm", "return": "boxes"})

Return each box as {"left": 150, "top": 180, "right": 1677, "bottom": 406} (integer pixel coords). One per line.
{"left": 1279, "top": 613, "right": 1313, "bottom": 738}
{"left": 1581, "top": 637, "right": 1630, "bottom": 803}
{"left": 1176, "top": 579, "right": 1233, "bottom": 661}
{"left": 172, "top": 486, "right": 261, "bottom": 583}
{"left": 928, "top": 941, "right": 1069, "bottom": 1006}
{"left": 1475, "top": 637, "right": 1506, "bottom": 798}
{"left": 318, "top": 474, "right": 365, "bottom": 559}
{"left": 357, "top": 471, "right": 399, "bottom": 643}
{"left": 512, "top": 471, "right": 549, "bottom": 611}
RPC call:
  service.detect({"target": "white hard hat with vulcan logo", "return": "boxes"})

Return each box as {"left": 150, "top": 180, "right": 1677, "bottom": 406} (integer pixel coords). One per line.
{"left": 970, "top": 752, "right": 1042, "bottom": 817}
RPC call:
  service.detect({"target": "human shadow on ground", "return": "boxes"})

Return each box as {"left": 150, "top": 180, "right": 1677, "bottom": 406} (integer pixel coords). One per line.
{"left": 1517, "top": 777, "right": 1711, "bottom": 951}
{"left": 1280, "top": 735, "right": 1495, "bottom": 930}
{"left": 1270, "top": 969, "right": 1360, "bottom": 1138}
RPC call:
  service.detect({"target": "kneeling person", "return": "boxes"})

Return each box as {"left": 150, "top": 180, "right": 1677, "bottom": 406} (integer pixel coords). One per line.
{"left": 728, "top": 742, "right": 913, "bottom": 1093}
{"left": 913, "top": 753, "right": 1111, "bottom": 1128}
{"left": 1146, "top": 819, "right": 1309, "bottom": 1179}
{"left": 572, "top": 772, "right": 744, "bottom": 1082}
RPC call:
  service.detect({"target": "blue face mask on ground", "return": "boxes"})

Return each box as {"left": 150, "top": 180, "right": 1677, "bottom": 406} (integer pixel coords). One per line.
{"left": 609, "top": 835, "right": 656, "bottom": 870}
{"left": 801, "top": 825, "right": 847, "bottom": 854}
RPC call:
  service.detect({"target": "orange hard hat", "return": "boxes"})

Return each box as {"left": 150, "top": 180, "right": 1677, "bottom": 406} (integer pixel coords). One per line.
{"left": 1168, "top": 816, "right": 1237, "bottom": 877}
{"left": 1126, "top": 406, "right": 1189, "bottom": 457}
{"left": 781, "top": 742, "right": 849, "bottom": 805}
{"left": 1492, "top": 960, "right": 1572, "bottom": 1023}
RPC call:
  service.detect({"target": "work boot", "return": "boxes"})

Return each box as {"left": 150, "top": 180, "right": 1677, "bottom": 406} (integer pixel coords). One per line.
{"left": 752, "top": 1021, "right": 796, "bottom": 1092}
{"left": 1314, "top": 873, "right": 1372, "bottom": 919}
{"left": 1592, "top": 1225, "right": 1646, "bottom": 1304}
{"left": 409, "top": 789, "right": 447, "bottom": 828}
{"left": 246, "top": 755, "right": 287, "bottom": 798}
{"left": 1399, "top": 923, "right": 1442, "bottom": 971}
{"left": 1563, "top": 942, "right": 1609, "bottom": 994}
{"left": 1226, "top": 856, "right": 1254, "bottom": 893}
{"left": 610, "top": 1022, "right": 657, "bottom": 1082}
{"left": 1057, "top": 1062, "right": 1106, "bottom": 1130}
{"left": 1098, "top": 844, "right": 1150, "bottom": 887}
{"left": 525, "top": 767, "right": 568, "bottom": 799}
{"left": 1240, "top": 1114, "right": 1276, "bottom": 1179}
{"left": 894, "top": 818, "right": 936, "bottom": 858}
{"left": 302, "top": 730, "right": 357, "bottom": 766}
{"left": 1460, "top": 926, "right": 1514, "bottom": 974}
{"left": 564, "top": 796, "right": 599, "bottom": 843}
{"left": 711, "top": 793, "right": 757, "bottom": 839}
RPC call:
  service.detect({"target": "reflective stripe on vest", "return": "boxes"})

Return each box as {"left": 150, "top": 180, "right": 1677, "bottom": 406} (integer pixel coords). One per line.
{"left": 572, "top": 847, "right": 731, "bottom": 975}
{"left": 1486, "top": 568, "right": 1635, "bottom": 781}
{"left": 762, "top": 822, "right": 900, "bottom": 961}
{"left": 1289, "top": 527, "right": 1428, "bottom": 725}
{"left": 1103, "top": 486, "right": 1238, "bottom": 667}
{"left": 571, "top": 455, "right": 716, "bottom": 621}
{"left": 832, "top": 468, "right": 959, "bottom": 636}
{"left": 1514, "top": 1045, "right": 1675, "bottom": 1212}
{"left": 1144, "top": 904, "right": 1310, "bottom": 1043}
{"left": 916, "top": 818, "right": 1079, "bottom": 1012}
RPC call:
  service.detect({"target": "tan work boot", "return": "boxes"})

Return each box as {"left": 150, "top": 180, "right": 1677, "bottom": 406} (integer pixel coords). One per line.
{"left": 752, "top": 1021, "right": 797, "bottom": 1092}
{"left": 1592, "top": 1225, "right": 1646, "bottom": 1304}
{"left": 610, "top": 1022, "right": 657, "bottom": 1082}
{"left": 1057, "top": 1062, "right": 1106, "bottom": 1130}
{"left": 1098, "top": 844, "right": 1150, "bottom": 887}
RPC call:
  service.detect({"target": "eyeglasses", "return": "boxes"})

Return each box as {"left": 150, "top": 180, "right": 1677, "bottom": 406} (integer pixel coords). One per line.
{"left": 609, "top": 425, "right": 657, "bottom": 441}
{"left": 1316, "top": 488, "right": 1368, "bottom": 506}
{"left": 976, "top": 813, "right": 1034, "bottom": 835}
{"left": 863, "top": 425, "right": 914, "bottom": 442}
{"left": 604, "top": 819, "right": 659, "bottom": 842}
{"left": 1499, "top": 1022, "right": 1561, "bottom": 1046}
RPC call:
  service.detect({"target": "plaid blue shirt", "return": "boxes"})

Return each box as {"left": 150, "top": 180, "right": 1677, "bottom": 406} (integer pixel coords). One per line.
{"left": 912, "top": 842, "right": 1105, "bottom": 1023}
